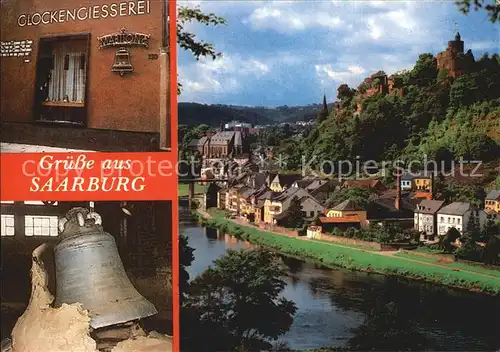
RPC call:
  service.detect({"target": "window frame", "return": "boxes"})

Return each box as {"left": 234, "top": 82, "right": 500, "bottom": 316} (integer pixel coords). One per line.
{"left": 33, "top": 32, "right": 91, "bottom": 126}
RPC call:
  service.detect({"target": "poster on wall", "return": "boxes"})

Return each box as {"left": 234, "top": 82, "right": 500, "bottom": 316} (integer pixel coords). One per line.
{"left": 0, "top": 40, "right": 33, "bottom": 57}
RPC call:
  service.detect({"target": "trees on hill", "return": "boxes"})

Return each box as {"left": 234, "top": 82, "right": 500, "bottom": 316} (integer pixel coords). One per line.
{"left": 181, "top": 249, "right": 296, "bottom": 351}
{"left": 276, "top": 51, "right": 500, "bottom": 168}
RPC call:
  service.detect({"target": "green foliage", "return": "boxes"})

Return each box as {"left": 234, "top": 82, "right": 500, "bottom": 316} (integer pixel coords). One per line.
{"left": 201, "top": 212, "right": 500, "bottom": 294}
{"left": 466, "top": 210, "right": 482, "bottom": 240}
{"left": 348, "top": 299, "right": 430, "bottom": 351}
{"left": 182, "top": 249, "right": 296, "bottom": 351}
{"left": 282, "top": 196, "right": 304, "bottom": 229}
{"left": 439, "top": 227, "right": 461, "bottom": 252}
{"left": 179, "top": 234, "right": 195, "bottom": 302}
{"left": 437, "top": 68, "right": 450, "bottom": 83}
{"left": 456, "top": 0, "right": 500, "bottom": 23}
{"left": 326, "top": 187, "right": 373, "bottom": 208}
{"left": 483, "top": 235, "right": 500, "bottom": 265}
{"left": 276, "top": 51, "right": 500, "bottom": 169}
{"left": 177, "top": 6, "right": 226, "bottom": 94}
{"left": 411, "top": 53, "right": 437, "bottom": 86}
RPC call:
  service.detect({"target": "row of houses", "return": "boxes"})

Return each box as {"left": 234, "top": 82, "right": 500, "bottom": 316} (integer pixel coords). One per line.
{"left": 203, "top": 169, "right": 499, "bottom": 243}
{"left": 207, "top": 172, "right": 417, "bottom": 230}
{"left": 415, "top": 190, "right": 500, "bottom": 242}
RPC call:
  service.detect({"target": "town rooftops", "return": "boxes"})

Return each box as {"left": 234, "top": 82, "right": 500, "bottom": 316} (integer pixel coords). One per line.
{"left": 319, "top": 215, "right": 361, "bottom": 224}
{"left": 294, "top": 179, "right": 315, "bottom": 188}
{"left": 210, "top": 131, "right": 236, "bottom": 145}
{"left": 438, "top": 202, "right": 472, "bottom": 216}
{"left": 305, "top": 179, "right": 328, "bottom": 191}
{"left": 331, "top": 199, "right": 365, "bottom": 211}
{"left": 274, "top": 174, "right": 303, "bottom": 188}
{"left": 415, "top": 199, "right": 445, "bottom": 214}
{"left": 486, "top": 190, "right": 500, "bottom": 201}
{"left": 198, "top": 136, "right": 209, "bottom": 145}
{"left": 342, "top": 179, "right": 384, "bottom": 189}
{"left": 240, "top": 187, "right": 256, "bottom": 198}
{"left": 252, "top": 172, "right": 268, "bottom": 189}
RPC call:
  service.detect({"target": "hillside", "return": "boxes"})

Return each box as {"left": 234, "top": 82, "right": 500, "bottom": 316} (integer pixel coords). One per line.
{"left": 178, "top": 102, "right": 330, "bottom": 126}
{"left": 277, "top": 51, "right": 500, "bottom": 175}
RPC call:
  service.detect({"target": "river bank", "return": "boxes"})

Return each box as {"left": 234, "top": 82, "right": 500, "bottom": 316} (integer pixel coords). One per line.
{"left": 193, "top": 209, "right": 500, "bottom": 296}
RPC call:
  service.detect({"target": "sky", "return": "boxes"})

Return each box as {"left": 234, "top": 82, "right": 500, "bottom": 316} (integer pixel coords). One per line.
{"left": 178, "top": 1, "right": 500, "bottom": 107}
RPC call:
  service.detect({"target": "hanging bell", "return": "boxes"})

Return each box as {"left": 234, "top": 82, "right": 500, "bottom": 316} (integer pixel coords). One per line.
{"left": 53, "top": 207, "right": 157, "bottom": 329}
{"left": 111, "top": 47, "right": 133, "bottom": 76}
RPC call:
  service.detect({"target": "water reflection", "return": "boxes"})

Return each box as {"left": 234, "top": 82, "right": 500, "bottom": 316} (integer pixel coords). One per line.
{"left": 180, "top": 210, "right": 500, "bottom": 351}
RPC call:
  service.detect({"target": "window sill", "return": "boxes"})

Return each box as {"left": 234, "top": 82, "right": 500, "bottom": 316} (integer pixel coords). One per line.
{"left": 41, "top": 101, "right": 85, "bottom": 108}
{"left": 35, "top": 119, "right": 85, "bottom": 127}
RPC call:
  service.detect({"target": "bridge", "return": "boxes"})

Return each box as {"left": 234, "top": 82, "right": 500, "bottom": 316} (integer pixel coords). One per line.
{"left": 178, "top": 178, "right": 230, "bottom": 208}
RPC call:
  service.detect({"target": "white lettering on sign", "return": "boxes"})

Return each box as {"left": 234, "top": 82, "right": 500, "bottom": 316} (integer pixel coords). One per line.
{"left": 17, "top": 0, "right": 151, "bottom": 27}
{"left": 1, "top": 40, "right": 33, "bottom": 57}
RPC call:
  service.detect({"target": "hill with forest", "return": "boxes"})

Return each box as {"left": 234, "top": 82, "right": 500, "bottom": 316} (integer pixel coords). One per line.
{"left": 178, "top": 102, "right": 329, "bottom": 126}
{"left": 276, "top": 50, "right": 500, "bottom": 173}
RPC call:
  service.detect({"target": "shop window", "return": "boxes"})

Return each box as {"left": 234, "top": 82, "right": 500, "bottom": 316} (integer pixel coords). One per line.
{"left": 25, "top": 215, "right": 58, "bottom": 237}
{"left": 35, "top": 35, "right": 89, "bottom": 125}
{"left": 1, "top": 215, "right": 15, "bottom": 237}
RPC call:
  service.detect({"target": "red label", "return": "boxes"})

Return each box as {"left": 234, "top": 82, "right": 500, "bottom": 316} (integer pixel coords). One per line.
{"left": 0, "top": 152, "right": 178, "bottom": 201}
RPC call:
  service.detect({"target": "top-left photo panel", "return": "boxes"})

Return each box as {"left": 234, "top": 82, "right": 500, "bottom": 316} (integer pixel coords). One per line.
{"left": 1, "top": 0, "right": 173, "bottom": 153}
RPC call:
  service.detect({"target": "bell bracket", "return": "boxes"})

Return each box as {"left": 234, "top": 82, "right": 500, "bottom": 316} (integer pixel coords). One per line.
{"left": 58, "top": 207, "right": 103, "bottom": 239}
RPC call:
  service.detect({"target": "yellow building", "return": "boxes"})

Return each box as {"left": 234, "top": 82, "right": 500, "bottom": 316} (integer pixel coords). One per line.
{"left": 414, "top": 177, "right": 432, "bottom": 192}
{"left": 485, "top": 190, "right": 500, "bottom": 213}
{"left": 264, "top": 199, "right": 282, "bottom": 224}
{"left": 227, "top": 185, "right": 246, "bottom": 213}
{"left": 326, "top": 199, "right": 367, "bottom": 227}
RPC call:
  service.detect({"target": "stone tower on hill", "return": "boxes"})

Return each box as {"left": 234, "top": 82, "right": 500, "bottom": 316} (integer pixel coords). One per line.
{"left": 436, "top": 32, "right": 473, "bottom": 78}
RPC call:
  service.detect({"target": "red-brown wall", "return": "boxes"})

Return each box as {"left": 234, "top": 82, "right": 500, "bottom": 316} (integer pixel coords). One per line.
{"left": 0, "top": 0, "right": 166, "bottom": 133}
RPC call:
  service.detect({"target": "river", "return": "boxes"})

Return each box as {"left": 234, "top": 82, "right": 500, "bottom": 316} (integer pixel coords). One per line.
{"left": 180, "top": 208, "right": 500, "bottom": 351}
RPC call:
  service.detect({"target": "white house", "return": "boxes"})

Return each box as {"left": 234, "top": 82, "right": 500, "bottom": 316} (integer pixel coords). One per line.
{"left": 437, "top": 202, "right": 487, "bottom": 236}
{"left": 414, "top": 199, "right": 445, "bottom": 242}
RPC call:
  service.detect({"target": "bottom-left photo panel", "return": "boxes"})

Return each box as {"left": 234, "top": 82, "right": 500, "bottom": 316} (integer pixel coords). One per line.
{"left": 1, "top": 200, "right": 172, "bottom": 352}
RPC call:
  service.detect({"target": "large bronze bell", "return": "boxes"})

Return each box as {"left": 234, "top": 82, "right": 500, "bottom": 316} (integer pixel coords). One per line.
{"left": 111, "top": 47, "right": 133, "bottom": 76}
{"left": 53, "top": 207, "right": 157, "bottom": 329}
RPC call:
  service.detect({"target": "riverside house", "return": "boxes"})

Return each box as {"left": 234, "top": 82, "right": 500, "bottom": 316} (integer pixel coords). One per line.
{"left": 226, "top": 184, "right": 246, "bottom": 213}
{"left": 485, "top": 190, "right": 500, "bottom": 213}
{"left": 400, "top": 171, "right": 434, "bottom": 193}
{"left": 414, "top": 199, "right": 445, "bottom": 243}
{"left": 274, "top": 196, "right": 324, "bottom": 225}
{"left": 436, "top": 202, "right": 487, "bottom": 236}
{"left": 319, "top": 215, "right": 362, "bottom": 232}
{"left": 326, "top": 199, "right": 367, "bottom": 227}
{"left": 263, "top": 187, "right": 316, "bottom": 224}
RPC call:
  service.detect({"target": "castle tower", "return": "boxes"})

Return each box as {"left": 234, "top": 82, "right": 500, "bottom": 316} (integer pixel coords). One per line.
{"left": 448, "top": 32, "right": 464, "bottom": 54}
{"left": 437, "top": 32, "right": 467, "bottom": 78}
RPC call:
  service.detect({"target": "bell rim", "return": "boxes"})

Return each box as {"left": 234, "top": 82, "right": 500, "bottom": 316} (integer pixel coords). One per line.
{"left": 88, "top": 300, "right": 158, "bottom": 329}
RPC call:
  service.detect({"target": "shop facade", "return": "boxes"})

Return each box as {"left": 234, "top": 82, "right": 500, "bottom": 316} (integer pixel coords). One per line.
{"left": 0, "top": 0, "right": 170, "bottom": 150}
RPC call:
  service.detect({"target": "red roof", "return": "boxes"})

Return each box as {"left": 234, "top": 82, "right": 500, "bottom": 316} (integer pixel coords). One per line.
{"left": 319, "top": 215, "right": 361, "bottom": 224}
{"left": 413, "top": 192, "right": 432, "bottom": 199}
{"left": 343, "top": 179, "right": 382, "bottom": 189}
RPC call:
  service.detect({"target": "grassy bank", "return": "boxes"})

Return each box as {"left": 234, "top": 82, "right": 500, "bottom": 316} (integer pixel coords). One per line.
{"left": 178, "top": 184, "right": 207, "bottom": 197}
{"left": 193, "top": 210, "right": 500, "bottom": 296}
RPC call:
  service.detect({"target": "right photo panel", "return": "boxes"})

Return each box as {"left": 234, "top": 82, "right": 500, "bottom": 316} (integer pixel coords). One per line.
{"left": 177, "top": 1, "right": 500, "bottom": 351}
